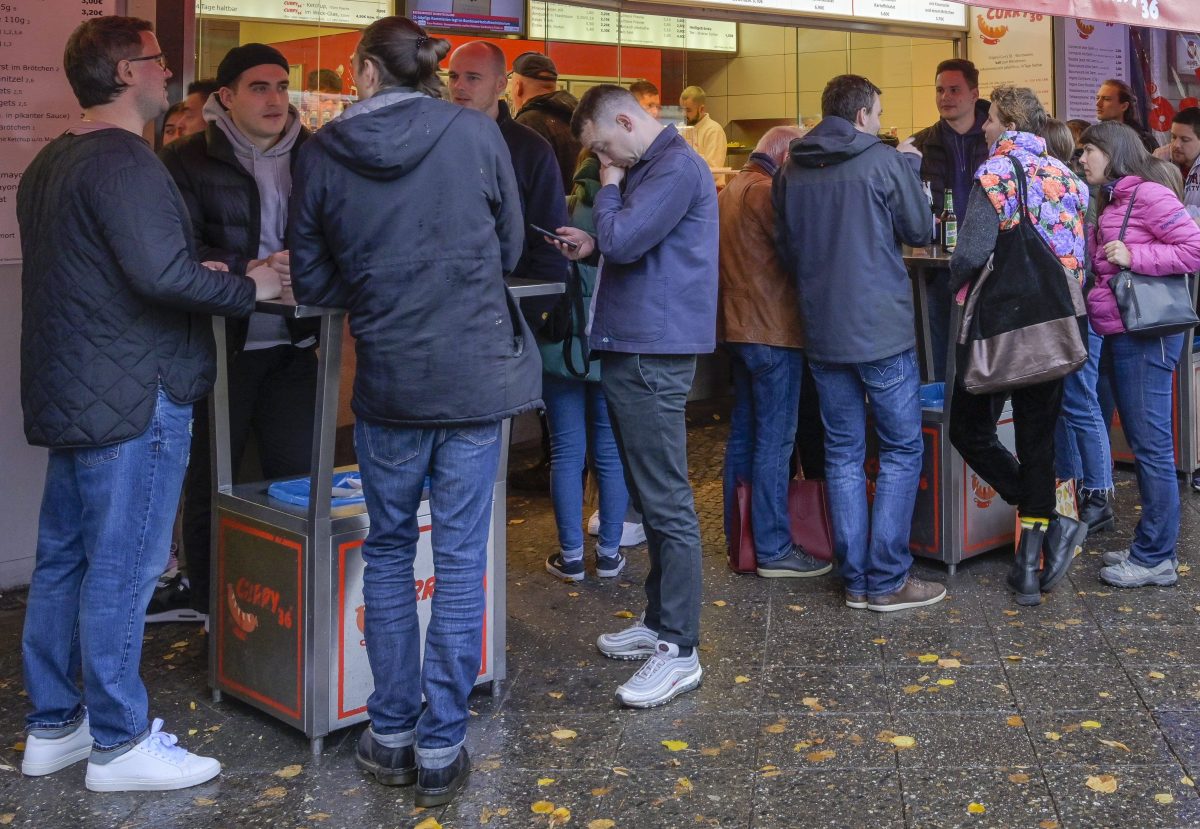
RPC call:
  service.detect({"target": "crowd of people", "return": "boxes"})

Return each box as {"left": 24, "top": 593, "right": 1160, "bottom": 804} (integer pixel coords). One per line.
{"left": 14, "top": 11, "right": 1200, "bottom": 809}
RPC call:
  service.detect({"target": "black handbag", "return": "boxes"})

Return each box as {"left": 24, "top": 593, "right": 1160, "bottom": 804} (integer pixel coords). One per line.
{"left": 1109, "top": 186, "right": 1200, "bottom": 337}
{"left": 957, "top": 160, "right": 1087, "bottom": 394}
{"left": 539, "top": 262, "right": 592, "bottom": 379}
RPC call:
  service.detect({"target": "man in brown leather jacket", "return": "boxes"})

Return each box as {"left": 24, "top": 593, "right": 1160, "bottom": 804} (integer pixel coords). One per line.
{"left": 718, "top": 126, "right": 828, "bottom": 579}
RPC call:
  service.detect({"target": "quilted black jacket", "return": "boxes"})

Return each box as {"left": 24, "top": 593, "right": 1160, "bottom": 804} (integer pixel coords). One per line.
{"left": 19, "top": 127, "right": 257, "bottom": 449}
{"left": 159, "top": 121, "right": 318, "bottom": 353}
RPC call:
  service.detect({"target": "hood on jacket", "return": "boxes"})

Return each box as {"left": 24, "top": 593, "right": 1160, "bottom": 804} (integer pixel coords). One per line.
{"left": 570, "top": 155, "right": 601, "bottom": 209}
{"left": 517, "top": 89, "right": 578, "bottom": 121}
{"left": 203, "top": 92, "right": 302, "bottom": 160}
{"left": 790, "top": 116, "right": 881, "bottom": 168}
{"left": 314, "top": 88, "right": 463, "bottom": 181}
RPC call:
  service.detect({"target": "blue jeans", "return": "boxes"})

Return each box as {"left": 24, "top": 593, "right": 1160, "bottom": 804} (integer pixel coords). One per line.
{"left": 1105, "top": 332, "right": 1183, "bottom": 566}
{"left": 355, "top": 419, "right": 501, "bottom": 770}
{"left": 23, "top": 386, "right": 192, "bottom": 752}
{"left": 809, "top": 349, "right": 923, "bottom": 598}
{"left": 722, "top": 343, "right": 804, "bottom": 562}
{"left": 1055, "top": 323, "right": 1113, "bottom": 492}
{"left": 542, "top": 374, "right": 629, "bottom": 556}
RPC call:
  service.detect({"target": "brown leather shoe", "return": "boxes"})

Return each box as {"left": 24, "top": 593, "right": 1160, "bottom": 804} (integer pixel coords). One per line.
{"left": 844, "top": 590, "right": 867, "bottom": 609}
{"left": 867, "top": 577, "right": 947, "bottom": 613}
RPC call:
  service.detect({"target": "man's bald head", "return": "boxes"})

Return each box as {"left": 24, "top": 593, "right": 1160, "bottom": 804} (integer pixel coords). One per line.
{"left": 450, "top": 41, "right": 505, "bottom": 76}
{"left": 448, "top": 41, "right": 508, "bottom": 118}
{"left": 755, "top": 125, "right": 805, "bottom": 166}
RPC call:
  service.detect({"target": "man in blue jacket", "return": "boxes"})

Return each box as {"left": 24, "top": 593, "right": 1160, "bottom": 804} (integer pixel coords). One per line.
{"left": 551, "top": 84, "right": 717, "bottom": 709}
{"left": 774, "top": 74, "right": 946, "bottom": 614}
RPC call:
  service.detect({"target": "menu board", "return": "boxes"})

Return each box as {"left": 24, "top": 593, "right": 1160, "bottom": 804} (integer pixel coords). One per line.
{"left": 196, "top": 0, "right": 388, "bottom": 25}
{"left": 529, "top": 2, "right": 737, "bottom": 52}
{"left": 1059, "top": 18, "right": 1128, "bottom": 122}
{"left": 651, "top": 0, "right": 964, "bottom": 28}
{"left": 969, "top": 8, "right": 1055, "bottom": 111}
{"left": 0, "top": 0, "right": 118, "bottom": 264}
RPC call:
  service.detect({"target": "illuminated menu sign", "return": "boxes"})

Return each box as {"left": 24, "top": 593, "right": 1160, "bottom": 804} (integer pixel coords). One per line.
{"left": 195, "top": 0, "right": 389, "bottom": 25}
{"left": 648, "top": 0, "right": 965, "bottom": 28}
{"left": 529, "top": 2, "right": 737, "bottom": 52}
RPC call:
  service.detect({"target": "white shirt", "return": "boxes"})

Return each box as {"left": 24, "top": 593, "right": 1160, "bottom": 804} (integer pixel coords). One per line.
{"left": 685, "top": 113, "right": 727, "bottom": 169}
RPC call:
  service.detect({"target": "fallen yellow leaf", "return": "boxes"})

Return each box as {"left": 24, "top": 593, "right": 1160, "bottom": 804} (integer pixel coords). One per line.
{"left": 699, "top": 746, "right": 721, "bottom": 757}
{"left": 967, "top": 802, "right": 986, "bottom": 814}
{"left": 1003, "top": 609, "right": 1020, "bottom": 616}
{"left": 1044, "top": 732, "right": 1063, "bottom": 741}
{"left": 1007, "top": 716, "right": 1025, "bottom": 727}
{"left": 872, "top": 637, "right": 888, "bottom": 645}
{"left": 414, "top": 819, "right": 442, "bottom": 829}
{"left": 1154, "top": 793, "right": 1174, "bottom": 804}
{"left": 1039, "top": 821, "right": 1060, "bottom": 829}
{"left": 551, "top": 729, "right": 578, "bottom": 740}
{"left": 903, "top": 684, "right": 923, "bottom": 695}
{"left": 188, "top": 729, "right": 198, "bottom": 736}
{"left": 1005, "top": 655, "right": 1023, "bottom": 662}
{"left": 1183, "top": 776, "right": 1195, "bottom": 787}
{"left": 734, "top": 676, "right": 750, "bottom": 684}
{"left": 612, "top": 767, "right": 630, "bottom": 776}
{"left": 548, "top": 691, "right": 564, "bottom": 699}
{"left": 802, "top": 697, "right": 824, "bottom": 711}
{"left": 538, "top": 777, "right": 556, "bottom": 786}
{"left": 936, "top": 679, "right": 956, "bottom": 687}
{"left": 613, "top": 610, "right": 634, "bottom": 619}
{"left": 193, "top": 797, "right": 216, "bottom": 806}
{"left": 262, "top": 786, "right": 287, "bottom": 799}
{"left": 189, "top": 701, "right": 197, "bottom": 710}
{"left": 938, "top": 658, "right": 962, "bottom": 668}
{"left": 507, "top": 518, "right": 525, "bottom": 525}
{"left": 1149, "top": 671, "right": 1166, "bottom": 680}
{"left": 1009, "top": 773, "right": 1030, "bottom": 784}
{"left": 274, "top": 764, "right": 303, "bottom": 779}
{"left": 1085, "top": 774, "right": 1118, "bottom": 794}
{"left": 661, "top": 739, "right": 689, "bottom": 752}
{"left": 531, "top": 801, "right": 555, "bottom": 814}
{"left": 550, "top": 806, "right": 571, "bottom": 825}
{"left": 588, "top": 821, "right": 616, "bottom": 829}
{"left": 917, "top": 653, "right": 939, "bottom": 663}
{"left": 788, "top": 604, "right": 804, "bottom": 612}
{"left": 1080, "top": 720, "right": 1102, "bottom": 730}
{"left": 712, "top": 600, "right": 727, "bottom": 607}
{"left": 805, "top": 749, "right": 836, "bottom": 763}
{"left": 675, "top": 776, "right": 694, "bottom": 794}
{"left": 591, "top": 787, "right": 611, "bottom": 796}
{"left": 1099, "top": 740, "right": 1131, "bottom": 752}
{"left": 764, "top": 722, "right": 787, "bottom": 735}
{"left": 890, "top": 735, "right": 917, "bottom": 749}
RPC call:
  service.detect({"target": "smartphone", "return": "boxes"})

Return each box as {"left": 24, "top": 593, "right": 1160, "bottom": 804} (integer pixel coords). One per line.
{"left": 530, "top": 223, "right": 579, "bottom": 250}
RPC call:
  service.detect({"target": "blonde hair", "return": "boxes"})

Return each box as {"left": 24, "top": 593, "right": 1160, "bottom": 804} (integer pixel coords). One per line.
{"left": 990, "top": 85, "right": 1046, "bottom": 135}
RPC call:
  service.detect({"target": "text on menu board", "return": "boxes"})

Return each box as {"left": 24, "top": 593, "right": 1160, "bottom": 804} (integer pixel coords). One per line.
{"left": 669, "top": 0, "right": 964, "bottom": 27}
{"left": 196, "top": 0, "right": 389, "bottom": 26}
{"left": 529, "top": 2, "right": 737, "bottom": 52}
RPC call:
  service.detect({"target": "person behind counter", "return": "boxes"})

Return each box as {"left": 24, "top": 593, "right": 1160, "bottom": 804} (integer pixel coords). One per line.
{"left": 18, "top": 15, "right": 279, "bottom": 792}
{"left": 774, "top": 74, "right": 945, "bottom": 613}
{"left": 1080, "top": 121, "right": 1200, "bottom": 589}
{"left": 679, "top": 85, "right": 727, "bottom": 170}
{"left": 718, "top": 125, "right": 828, "bottom": 579}
{"left": 1095, "top": 79, "right": 1160, "bottom": 154}
{"left": 289, "top": 16, "right": 540, "bottom": 807}
{"left": 948, "top": 85, "right": 1091, "bottom": 606}
{"left": 904, "top": 58, "right": 990, "bottom": 380}
{"left": 548, "top": 84, "right": 717, "bottom": 709}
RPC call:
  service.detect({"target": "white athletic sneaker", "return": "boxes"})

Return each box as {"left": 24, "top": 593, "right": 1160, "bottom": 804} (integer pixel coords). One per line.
{"left": 615, "top": 641, "right": 703, "bottom": 709}
{"left": 596, "top": 616, "right": 658, "bottom": 660}
{"left": 586, "top": 511, "right": 647, "bottom": 547}
{"left": 84, "top": 718, "right": 221, "bottom": 792}
{"left": 22, "top": 715, "right": 92, "bottom": 776}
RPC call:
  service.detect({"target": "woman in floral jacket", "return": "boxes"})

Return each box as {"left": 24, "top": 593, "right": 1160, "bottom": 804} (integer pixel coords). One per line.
{"left": 948, "top": 85, "right": 1090, "bottom": 606}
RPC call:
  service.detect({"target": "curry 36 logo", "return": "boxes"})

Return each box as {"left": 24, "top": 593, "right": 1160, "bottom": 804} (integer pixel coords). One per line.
{"left": 977, "top": 15, "right": 1008, "bottom": 45}
{"left": 971, "top": 474, "right": 997, "bottom": 509}
{"left": 226, "top": 578, "right": 294, "bottom": 640}
{"left": 1075, "top": 19, "right": 1095, "bottom": 38}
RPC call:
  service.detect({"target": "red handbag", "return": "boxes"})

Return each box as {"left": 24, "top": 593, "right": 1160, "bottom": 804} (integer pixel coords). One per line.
{"left": 727, "top": 474, "right": 835, "bottom": 574}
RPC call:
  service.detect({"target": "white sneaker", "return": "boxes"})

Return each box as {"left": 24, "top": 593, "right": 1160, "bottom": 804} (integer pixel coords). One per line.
{"left": 22, "top": 715, "right": 91, "bottom": 776}
{"left": 84, "top": 718, "right": 221, "bottom": 792}
{"left": 597, "top": 616, "right": 658, "bottom": 660}
{"left": 586, "top": 511, "right": 647, "bottom": 547}
{"left": 615, "top": 641, "right": 703, "bottom": 709}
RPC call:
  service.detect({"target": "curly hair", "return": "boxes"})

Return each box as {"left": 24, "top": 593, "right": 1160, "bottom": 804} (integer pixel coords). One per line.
{"left": 990, "top": 85, "right": 1047, "bottom": 136}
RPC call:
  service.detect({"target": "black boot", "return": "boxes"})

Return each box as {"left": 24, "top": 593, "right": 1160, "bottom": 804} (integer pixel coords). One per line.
{"left": 1078, "top": 489, "right": 1115, "bottom": 534}
{"left": 1009, "top": 523, "right": 1045, "bottom": 606}
{"left": 1040, "top": 513, "right": 1087, "bottom": 592}
{"left": 354, "top": 728, "right": 416, "bottom": 786}
{"left": 415, "top": 747, "right": 471, "bottom": 807}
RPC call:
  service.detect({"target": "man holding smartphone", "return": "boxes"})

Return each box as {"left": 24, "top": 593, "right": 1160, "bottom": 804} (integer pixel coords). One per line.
{"left": 549, "top": 85, "right": 718, "bottom": 709}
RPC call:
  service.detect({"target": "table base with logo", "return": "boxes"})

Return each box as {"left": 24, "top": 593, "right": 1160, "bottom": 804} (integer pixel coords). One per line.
{"left": 208, "top": 279, "right": 562, "bottom": 755}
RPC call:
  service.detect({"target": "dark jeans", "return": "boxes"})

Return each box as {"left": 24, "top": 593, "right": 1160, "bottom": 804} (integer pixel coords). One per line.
{"left": 184, "top": 345, "right": 317, "bottom": 614}
{"left": 949, "top": 378, "right": 1063, "bottom": 518}
{"left": 601, "top": 352, "right": 702, "bottom": 648}
{"left": 793, "top": 357, "right": 825, "bottom": 480}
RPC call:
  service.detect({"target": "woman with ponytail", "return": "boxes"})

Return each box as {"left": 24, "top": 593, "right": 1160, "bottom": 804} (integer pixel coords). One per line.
{"left": 288, "top": 15, "right": 540, "bottom": 807}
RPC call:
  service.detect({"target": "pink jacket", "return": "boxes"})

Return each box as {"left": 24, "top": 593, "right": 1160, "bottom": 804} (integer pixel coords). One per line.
{"left": 1087, "top": 176, "right": 1200, "bottom": 335}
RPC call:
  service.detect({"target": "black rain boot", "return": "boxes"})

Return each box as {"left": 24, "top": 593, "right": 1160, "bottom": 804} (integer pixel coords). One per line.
{"left": 1009, "top": 523, "right": 1046, "bottom": 606}
{"left": 1078, "top": 489, "right": 1115, "bottom": 535}
{"left": 1040, "top": 513, "right": 1088, "bottom": 592}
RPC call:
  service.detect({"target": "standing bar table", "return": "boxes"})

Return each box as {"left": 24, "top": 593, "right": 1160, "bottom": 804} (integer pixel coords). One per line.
{"left": 207, "top": 278, "right": 563, "bottom": 754}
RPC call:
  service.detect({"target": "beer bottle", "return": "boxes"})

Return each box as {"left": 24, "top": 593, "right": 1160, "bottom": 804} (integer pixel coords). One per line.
{"left": 939, "top": 189, "right": 957, "bottom": 252}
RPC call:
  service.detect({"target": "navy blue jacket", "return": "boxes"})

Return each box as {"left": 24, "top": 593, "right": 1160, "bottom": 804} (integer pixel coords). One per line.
{"left": 590, "top": 126, "right": 718, "bottom": 355}
{"left": 773, "top": 116, "right": 933, "bottom": 364}
{"left": 288, "top": 89, "right": 541, "bottom": 426}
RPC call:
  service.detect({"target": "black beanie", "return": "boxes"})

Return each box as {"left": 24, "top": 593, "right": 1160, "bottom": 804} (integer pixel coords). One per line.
{"left": 216, "top": 43, "right": 290, "bottom": 90}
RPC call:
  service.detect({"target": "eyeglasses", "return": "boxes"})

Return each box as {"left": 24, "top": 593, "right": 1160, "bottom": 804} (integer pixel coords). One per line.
{"left": 127, "top": 52, "right": 168, "bottom": 71}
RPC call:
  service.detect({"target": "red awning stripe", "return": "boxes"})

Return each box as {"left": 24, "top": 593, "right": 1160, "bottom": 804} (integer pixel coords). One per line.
{"left": 958, "top": 0, "right": 1197, "bottom": 32}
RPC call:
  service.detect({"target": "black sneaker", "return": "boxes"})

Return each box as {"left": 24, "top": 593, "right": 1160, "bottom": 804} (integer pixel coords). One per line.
{"left": 545, "top": 553, "right": 585, "bottom": 582}
{"left": 756, "top": 545, "right": 833, "bottom": 578}
{"left": 145, "top": 574, "right": 206, "bottom": 623}
{"left": 596, "top": 551, "right": 626, "bottom": 579}
{"left": 354, "top": 728, "right": 416, "bottom": 786}
{"left": 415, "top": 747, "right": 471, "bottom": 807}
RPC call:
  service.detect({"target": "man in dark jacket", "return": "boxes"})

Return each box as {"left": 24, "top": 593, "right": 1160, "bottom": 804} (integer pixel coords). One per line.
{"left": 17, "top": 16, "right": 278, "bottom": 792}
{"left": 905, "top": 59, "right": 990, "bottom": 379}
{"left": 774, "top": 74, "right": 946, "bottom": 615}
{"left": 449, "top": 41, "right": 567, "bottom": 327}
{"left": 552, "top": 85, "right": 717, "bottom": 710}
{"left": 508, "top": 52, "right": 582, "bottom": 194}
{"left": 159, "top": 43, "right": 319, "bottom": 625}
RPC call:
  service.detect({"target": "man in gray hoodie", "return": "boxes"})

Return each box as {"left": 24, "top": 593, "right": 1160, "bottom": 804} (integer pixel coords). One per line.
{"left": 160, "top": 43, "right": 318, "bottom": 624}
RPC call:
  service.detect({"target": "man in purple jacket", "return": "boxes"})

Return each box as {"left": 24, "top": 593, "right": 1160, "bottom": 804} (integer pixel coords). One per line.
{"left": 550, "top": 84, "right": 718, "bottom": 709}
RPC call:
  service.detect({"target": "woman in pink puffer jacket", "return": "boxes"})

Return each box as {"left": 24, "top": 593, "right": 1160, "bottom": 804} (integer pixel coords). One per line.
{"left": 1079, "top": 120, "right": 1200, "bottom": 589}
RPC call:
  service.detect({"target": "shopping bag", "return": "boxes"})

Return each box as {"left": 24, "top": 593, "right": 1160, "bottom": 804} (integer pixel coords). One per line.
{"left": 788, "top": 475, "right": 834, "bottom": 562}
{"left": 727, "top": 480, "right": 758, "bottom": 574}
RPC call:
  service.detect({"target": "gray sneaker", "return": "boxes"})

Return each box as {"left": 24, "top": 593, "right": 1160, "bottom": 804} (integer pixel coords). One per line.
{"left": 596, "top": 616, "right": 658, "bottom": 660}
{"left": 1100, "top": 556, "right": 1179, "bottom": 588}
{"left": 614, "top": 641, "right": 703, "bottom": 709}
{"left": 756, "top": 546, "right": 832, "bottom": 579}
{"left": 1101, "top": 548, "right": 1180, "bottom": 570}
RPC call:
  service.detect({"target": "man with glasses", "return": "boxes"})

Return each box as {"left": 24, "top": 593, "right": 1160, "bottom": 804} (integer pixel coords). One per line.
{"left": 17, "top": 16, "right": 279, "bottom": 792}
